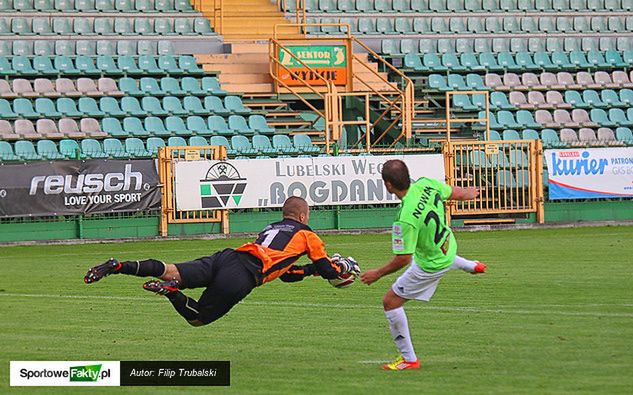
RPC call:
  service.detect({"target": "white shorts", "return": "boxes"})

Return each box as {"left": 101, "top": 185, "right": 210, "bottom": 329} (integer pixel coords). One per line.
{"left": 391, "top": 259, "right": 452, "bottom": 302}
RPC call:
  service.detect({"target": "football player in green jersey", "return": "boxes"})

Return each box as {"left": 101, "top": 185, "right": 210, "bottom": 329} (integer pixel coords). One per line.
{"left": 361, "top": 159, "right": 486, "bottom": 371}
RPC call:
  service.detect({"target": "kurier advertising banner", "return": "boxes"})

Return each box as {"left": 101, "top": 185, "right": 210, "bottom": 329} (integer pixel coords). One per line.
{"left": 174, "top": 155, "right": 445, "bottom": 211}
{"left": 278, "top": 45, "right": 347, "bottom": 86}
{"left": 0, "top": 160, "right": 161, "bottom": 217}
{"left": 545, "top": 147, "right": 633, "bottom": 200}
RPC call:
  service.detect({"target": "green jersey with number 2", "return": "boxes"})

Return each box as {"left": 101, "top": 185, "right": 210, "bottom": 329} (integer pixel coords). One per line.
{"left": 391, "top": 177, "right": 456, "bottom": 273}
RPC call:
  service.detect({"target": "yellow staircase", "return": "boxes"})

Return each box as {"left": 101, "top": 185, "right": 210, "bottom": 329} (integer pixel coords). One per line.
{"left": 196, "top": 42, "right": 395, "bottom": 94}
{"left": 194, "top": 0, "right": 298, "bottom": 40}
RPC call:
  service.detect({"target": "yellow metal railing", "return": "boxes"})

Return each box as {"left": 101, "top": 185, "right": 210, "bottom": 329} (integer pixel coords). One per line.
{"left": 271, "top": 23, "right": 415, "bottom": 154}
{"left": 445, "top": 91, "right": 490, "bottom": 141}
{"left": 158, "top": 145, "right": 228, "bottom": 236}
{"left": 443, "top": 140, "right": 544, "bottom": 223}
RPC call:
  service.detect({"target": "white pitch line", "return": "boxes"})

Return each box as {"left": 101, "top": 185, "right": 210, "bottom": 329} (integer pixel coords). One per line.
{"left": 0, "top": 292, "right": 632, "bottom": 318}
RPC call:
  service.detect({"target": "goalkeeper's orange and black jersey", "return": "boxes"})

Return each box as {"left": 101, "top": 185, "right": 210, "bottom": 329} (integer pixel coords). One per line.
{"left": 235, "top": 218, "right": 342, "bottom": 285}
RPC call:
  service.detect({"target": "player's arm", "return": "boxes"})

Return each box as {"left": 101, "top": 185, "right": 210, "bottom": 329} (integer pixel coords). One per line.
{"left": 449, "top": 186, "right": 479, "bottom": 201}
{"left": 361, "top": 254, "right": 411, "bottom": 285}
{"left": 279, "top": 264, "right": 317, "bottom": 282}
{"left": 361, "top": 220, "right": 417, "bottom": 285}
{"left": 304, "top": 231, "right": 346, "bottom": 280}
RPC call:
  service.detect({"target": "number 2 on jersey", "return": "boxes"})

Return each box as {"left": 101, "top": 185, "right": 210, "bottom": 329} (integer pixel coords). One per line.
{"left": 424, "top": 193, "right": 448, "bottom": 245}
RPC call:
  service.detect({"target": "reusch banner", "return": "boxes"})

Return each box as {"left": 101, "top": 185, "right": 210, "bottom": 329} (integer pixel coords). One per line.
{"left": 0, "top": 160, "right": 161, "bottom": 217}
{"left": 174, "top": 155, "right": 445, "bottom": 211}
{"left": 545, "top": 147, "right": 633, "bottom": 200}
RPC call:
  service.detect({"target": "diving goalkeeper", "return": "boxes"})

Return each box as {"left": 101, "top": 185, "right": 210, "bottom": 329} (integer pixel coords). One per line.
{"left": 84, "top": 196, "right": 360, "bottom": 327}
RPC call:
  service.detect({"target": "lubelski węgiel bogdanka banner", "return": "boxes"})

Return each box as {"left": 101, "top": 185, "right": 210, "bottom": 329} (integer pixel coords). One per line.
{"left": 0, "top": 160, "right": 161, "bottom": 218}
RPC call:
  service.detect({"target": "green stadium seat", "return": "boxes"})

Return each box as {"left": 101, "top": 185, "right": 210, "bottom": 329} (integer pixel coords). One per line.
{"left": 204, "top": 96, "right": 230, "bottom": 115}
{"left": 134, "top": 18, "right": 155, "bottom": 35}
{"left": 0, "top": 98, "right": 17, "bottom": 118}
{"left": 138, "top": 55, "right": 162, "bottom": 74}
{"left": 117, "top": 55, "right": 142, "bottom": 74}
{"left": 224, "top": 96, "right": 251, "bottom": 115}
{"left": 163, "top": 96, "right": 188, "bottom": 116}
{"left": 534, "top": 52, "right": 557, "bottom": 71}
{"left": 135, "top": 0, "right": 154, "bottom": 11}
{"left": 616, "top": 127, "right": 633, "bottom": 144}
{"left": 404, "top": 53, "right": 424, "bottom": 71}
{"left": 119, "top": 77, "right": 141, "bottom": 96}
{"left": 167, "top": 137, "right": 187, "bottom": 152}
{"left": 209, "top": 135, "right": 236, "bottom": 155}
{"left": 292, "top": 134, "right": 319, "bottom": 153}
{"left": 96, "top": 40, "right": 116, "bottom": 55}
{"left": 456, "top": 38, "right": 474, "bottom": 54}
{"left": 620, "top": 89, "right": 633, "bottom": 106}
{"left": 587, "top": 51, "right": 609, "bottom": 68}
{"left": 122, "top": 116, "right": 147, "bottom": 137}
{"left": 74, "top": 55, "right": 100, "bottom": 76}
{"left": 146, "top": 137, "right": 165, "bottom": 155}
{"left": 15, "top": 140, "right": 43, "bottom": 160}
{"left": 32, "top": 56, "right": 57, "bottom": 76}
{"left": 582, "top": 37, "right": 599, "bottom": 52}
{"left": 52, "top": 55, "right": 79, "bottom": 75}
{"left": 75, "top": 41, "right": 96, "bottom": 56}
{"left": 75, "top": 0, "right": 96, "bottom": 11}
{"left": 381, "top": 39, "right": 399, "bottom": 56}
{"left": 117, "top": 40, "right": 137, "bottom": 56}
{"left": 186, "top": 115, "right": 212, "bottom": 135}
{"left": 228, "top": 115, "right": 254, "bottom": 135}
{"left": 0, "top": 141, "right": 21, "bottom": 161}
{"left": 419, "top": 39, "right": 435, "bottom": 54}
{"left": 35, "top": 98, "right": 62, "bottom": 117}
{"left": 194, "top": 17, "right": 213, "bottom": 34}
{"left": 249, "top": 115, "right": 274, "bottom": 135}
{"left": 141, "top": 96, "right": 166, "bottom": 116}
{"left": 497, "top": 111, "right": 522, "bottom": 129}
{"left": 602, "top": 89, "right": 625, "bottom": 107}
{"left": 121, "top": 97, "right": 146, "bottom": 117}
{"left": 145, "top": 116, "right": 170, "bottom": 136}
{"left": 12, "top": 56, "right": 37, "bottom": 76}
{"left": 0, "top": 17, "right": 9, "bottom": 35}
{"left": 157, "top": 41, "right": 175, "bottom": 55}
{"left": 159, "top": 77, "right": 184, "bottom": 96}
{"left": 139, "top": 77, "right": 164, "bottom": 95}
{"left": 252, "top": 135, "right": 277, "bottom": 155}
{"left": 442, "top": 53, "right": 466, "bottom": 72}
{"left": 97, "top": 55, "right": 123, "bottom": 75}
{"left": 12, "top": 17, "right": 34, "bottom": 36}
{"left": 174, "top": 0, "right": 194, "bottom": 11}
{"left": 453, "top": 94, "right": 478, "bottom": 111}
{"left": 413, "top": 18, "right": 431, "bottom": 34}
{"left": 230, "top": 135, "right": 257, "bottom": 155}
{"left": 466, "top": 74, "right": 486, "bottom": 90}
{"left": 114, "top": 18, "right": 135, "bottom": 35}
{"left": 428, "top": 74, "right": 448, "bottom": 91}
{"left": 79, "top": 138, "right": 108, "bottom": 158}
{"left": 208, "top": 115, "right": 232, "bottom": 135}
{"left": 125, "top": 137, "right": 152, "bottom": 157}
{"left": 0, "top": 57, "right": 11, "bottom": 76}
{"left": 515, "top": 52, "right": 539, "bottom": 71}
{"left": 394, "top": 18, "right": 413, "bottom": 35}
{"left": 73, "top": 18, "right": 93, "bottom": 36}
{"left": 36, "top": 139, "right": 64, "bottom": 160}
{"left": 95, "top": 0, "right": 115, "bottom": 11}
{"left": 14, "top": 98, "right": 40, "bottom": 118}
{"left": 460, "top": 53, "right": 483, "bottom": 71}
{"left": 496, "top": 52, "right": 519, "bottom": 71}
{"left": 490, "top": 92, "right": 514, "bottom": 110}
{"left": 437, "top": 39, "right": 455, "bottom": 54}
{"left": 569, "top": 51, "right": 592, "bottom": 68}
{"left": 565, "top": 91, "right": 588, "bottom": 108}
{"left": 94, "top": 18, "right": 115, "bottom": 35}
{"left": 136, "top": 40, "right": 156, "bottom": 55}
{"left": 600, "top": 37, "right": 616, "bottom": 52}
{"left": 56, "top": 97, "right": 82, "bottom": 117}
{"left": 550, "top": 52, "right": 573, "bottom": 70}
{"left": 357, "top": 18, "right": 376, "bottom": 34}
{"left": 114, "top": 0, "right": 134, "bottom": 11}
{"left": 0, "top": 41, "right": 10, "bottom": 57}
{"left": 177, "top": 56, "right": 203, "bottom": 75}
{"left": 101, "top": 97, "right": 126, "bottom": 117}
{"left": 182, "top": 96, "right": 206, "bottom": 115}
{"left": 154, "top": 19, "right": 174, "bottom": 36}
{"left": 609, "top": 108, "right": 633, "bottom": 127}
{"left": 32, "top": 17, "right": 54, "bottom": 35}
{"left": 102, "top": 117, "right": 125, "bottom": 137}
{"left": 174, "top": 18, "right": 194, "bottom": 35}
{"left": 12, "top": 40, "right": 33, "bottom": 56}
{"left": 78, "top": 97, "right": 105, "bottom": 116}
{"left": 158, "top": 55, "right": 183, "bottom": 74}
{"left": 102, "top": 138, "right": 128, "bottom": 158}
{"left": 57, "top": 139, "right": 80, "bottom": 158}
{"left": 423, "top": 53, "right": 446, "bottom": 72}
{"left": 479, "top": 52, "right": 503, "bottom": 72}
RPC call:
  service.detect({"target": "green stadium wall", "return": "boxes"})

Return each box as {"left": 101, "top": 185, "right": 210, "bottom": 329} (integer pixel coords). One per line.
{"left": 0, "top": 201, "right": 632, "bottom": 243}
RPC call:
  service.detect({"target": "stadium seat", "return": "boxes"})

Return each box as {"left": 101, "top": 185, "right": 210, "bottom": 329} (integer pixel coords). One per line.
{"left": 102, "top": 117, "right": 129, "bottom": 137}
{"left": 80, "top": 138, "right": 108, "bottom": 158}
{"left": 15, "top": 140, "right": 43, "bottom": 160}
{"left": 252, "top": 135, "right": 277, "bottom": 155}
{"left": 186, "top": 115, "right": 212, "bottom": 135}
{"left": 78, "top": 97, "right": 105, "bottom": 117}
{"left": 231, "top": 135, "right": 257, "bottom": 155}
{"left": 100, "top": 97, "right": 127, "bottom": 117}
{"left": 541, "top": 128, "right": 565, "bottom": 148}
{"left": 36, "top": 119, "right": 64, "bottom": 139}
{"left": 123, "top": 116, "right": 148, "bottom": 136}
{"left": 125, "top": 137, "right": 152, "bottom": 157}
{"left": 145, "top": 116, "right": 170, "bottom": 136}
{"left": 293, "top": 134, "right": 320, "bottom": 153}
{"left": 249, "top": 115, "right": 275, "bottom": 135}
{"left": 103, "top": 138, "right": 129, "bottom": 158}
{"left": 139, "top": 77, "right": 164, "bottom": 95}
{"left": 208, "top": 115, "right": 232, "bottom": 135}
{"left": 142, "top": 96, "right": 169, "bottom": 116}
{"left": 58, "top": 139, "right": 82, "bottom": 158}
{"left": 204, "top": 96, "right": 230, "bottom": 115}
{"left": 57, "top": 98, "right": 82, "bottom": 117}
{"left": 121, "top": 97, "right": 146, "bottom": 116}
{"left": 209, "top": 135, "right": 236, "bottom": 155}
{"left": 36, "top": 98, "right": 63, "bottom": 117}
{"left": 81, "top": 118, "right": 106, "bottom": 137}
{"left": 146, "top": 137, "right": 165, "bottom": 155}
{"left": 165, "top": 116, "right": 190, "bottom": 136}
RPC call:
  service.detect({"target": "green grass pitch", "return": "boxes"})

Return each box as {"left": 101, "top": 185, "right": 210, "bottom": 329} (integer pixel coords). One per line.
{"left": 1, "top": 226, "right": 632, "bottom": 394}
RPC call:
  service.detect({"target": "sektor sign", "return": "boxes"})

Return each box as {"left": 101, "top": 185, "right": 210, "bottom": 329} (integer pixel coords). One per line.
{"left": 278, "top": 45, "right": 347, "bottom": 86}
{"left": 173, "top": 155, "right": 445, "bottom": 211}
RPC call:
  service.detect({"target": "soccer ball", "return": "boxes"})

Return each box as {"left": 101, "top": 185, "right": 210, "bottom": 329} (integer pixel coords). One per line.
{"left": 328, "top": 272, "right": 356, "bottom": 288}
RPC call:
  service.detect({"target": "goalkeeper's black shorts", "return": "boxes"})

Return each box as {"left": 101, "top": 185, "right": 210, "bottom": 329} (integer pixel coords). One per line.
{"left": 174, "top": 248, "right": 258, "bottom": 324}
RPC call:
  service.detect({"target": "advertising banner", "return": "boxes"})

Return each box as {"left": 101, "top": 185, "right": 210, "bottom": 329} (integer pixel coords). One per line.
{"left": 545, "top": 148, "right": 633, "bottom": 200}
{"left": 0, "top": 160, "right": 161, "bottom": 217}
{"left": 174, "top": 155, "right": 445, "bottom": 211}
{"left": 278, "top": 45, "right": 347, "bottom": 86}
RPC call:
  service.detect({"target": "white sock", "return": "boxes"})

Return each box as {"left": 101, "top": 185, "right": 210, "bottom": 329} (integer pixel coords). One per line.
{"left": 384, "top": 307, "right": 417, "bottom": 362}
{"left": 451, "top": 255, "right": 477, "bottom": 273}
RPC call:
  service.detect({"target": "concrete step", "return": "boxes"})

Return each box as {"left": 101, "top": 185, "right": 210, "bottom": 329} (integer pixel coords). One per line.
{"left": 202, "top": 63, "right": 270, "bottom": 74}
{"left": 226, "top": 41, "right": 270, "bottom": 54}
{"left": 197, "top": 53, "right": 269, "bottom": 63}
{"left": 221, "top": 82, "right": 274, "bottom": 93}
{"left": 219, "top": 73, "right": 272, "bottom": 84}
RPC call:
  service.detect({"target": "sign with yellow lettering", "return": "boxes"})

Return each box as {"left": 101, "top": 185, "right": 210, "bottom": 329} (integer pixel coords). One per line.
{"left": 278, "top": 45, "right": 347, "bottom": 86}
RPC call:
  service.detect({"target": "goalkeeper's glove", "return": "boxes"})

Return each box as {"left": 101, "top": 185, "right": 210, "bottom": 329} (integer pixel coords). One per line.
{"left": 336, "top": 256, "right": 361, "bottom": 278}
